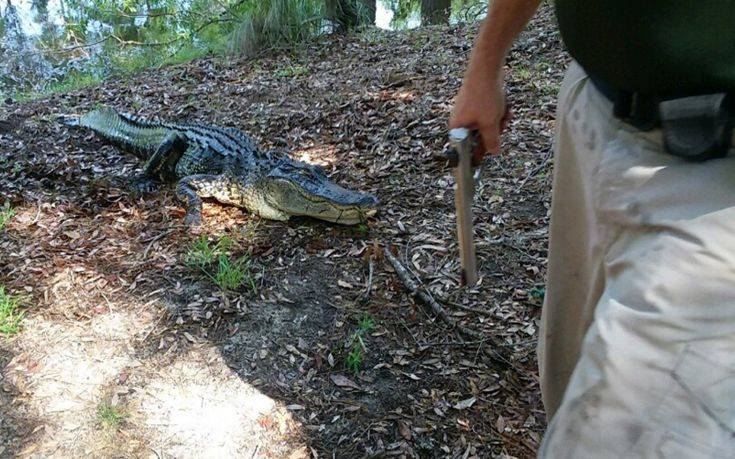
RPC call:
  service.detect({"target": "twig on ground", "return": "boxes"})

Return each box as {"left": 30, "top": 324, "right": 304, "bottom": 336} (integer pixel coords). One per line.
{"left": 400, "top": 320, "right": 420, "bottom": 346}
{"left": 514, "top": 147, "right": 553, "bottom": 192}
{"left": 31, "top": 200, "right": 43, "bottom": 225}
{"left": 364, "top": 258, "right": 374, "bottom": 298}
{"left": 447, "top": 301, "right": 495, "bottom": 316}
{"left": 142, "top": 228, "right": 178, "bottom": 259}
{"left": 383, "top": 246, "right": 513, "bottom": 365}
{"left": 418, "top": 338, "right": 488, "bottom": 347}
{"left": 383, "top": 246, "right": 484, "bottom": 341}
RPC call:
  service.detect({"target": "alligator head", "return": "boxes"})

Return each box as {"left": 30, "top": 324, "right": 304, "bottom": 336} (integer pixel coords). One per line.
{"left": 260, "top": 160, "right": 378, "bottom": 225}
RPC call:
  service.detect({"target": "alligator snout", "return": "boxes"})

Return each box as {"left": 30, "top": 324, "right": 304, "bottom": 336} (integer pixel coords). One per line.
{"left": 357, "top": 194, "right": 379, "bottom": 207}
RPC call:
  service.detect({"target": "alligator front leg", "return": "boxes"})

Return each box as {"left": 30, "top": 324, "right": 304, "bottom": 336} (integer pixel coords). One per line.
{"left": 133, "top": 132, "right": 187, "bottom": 194}
{"left": 175, "top": 174, "right": 227, "bottom": 226}
{"left": 176, "top": 173, "right": 291, "bottom": 225}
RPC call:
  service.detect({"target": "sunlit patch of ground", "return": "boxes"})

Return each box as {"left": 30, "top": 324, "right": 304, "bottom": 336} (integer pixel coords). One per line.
{"left": 2, "top": 306, "right": 308, "bottom": 458}
{"left": 293, "top": 145, "right": 339, "bottom": 167}
{"left": 131, "top": 346, "right": 306, "bottom": 458}
{"left": 3, "top": 311, "right": 142, "bottom": 457}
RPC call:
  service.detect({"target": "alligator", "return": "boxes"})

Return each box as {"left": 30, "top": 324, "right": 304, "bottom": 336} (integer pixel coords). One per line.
{"left": 62, "top": 107, "right": 378, "bottom": 226}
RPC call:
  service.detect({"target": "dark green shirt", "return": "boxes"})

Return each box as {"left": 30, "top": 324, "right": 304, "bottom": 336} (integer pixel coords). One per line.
{"left": 555, "top": 1, "right": 735, "bottom": 95}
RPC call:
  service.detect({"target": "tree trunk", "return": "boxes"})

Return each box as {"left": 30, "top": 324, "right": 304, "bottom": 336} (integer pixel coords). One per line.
{"left": 326, "top": 0, "right": 375, "bottom": 31}
{"left": 421, "top": 0, "right": 450, "bottom": 25}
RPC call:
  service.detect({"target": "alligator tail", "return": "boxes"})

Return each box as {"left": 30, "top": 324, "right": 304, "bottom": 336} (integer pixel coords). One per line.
{"left": 66, "top": 106, "right": 170, "bottom": 158}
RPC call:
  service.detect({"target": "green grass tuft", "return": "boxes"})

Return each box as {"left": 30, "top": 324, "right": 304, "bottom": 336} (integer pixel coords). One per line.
{"left": 214, "top": 254, "right": 250, "bottom": 291}
{"left": 515, "top": 66, "right": 532, "bottom": 81}
{"left": 345, "top": 342, "right": 363, "bottom": 375}
{"left": 0, "top": 287, "right": 24, "bottom": 336}
{"left": 184, "top": 235, "right": 232, "bottom": 268}
{"left": 344, "top": 314, "right": 375, "bottom": 375}
{"left": 184, "top": 236, "right": 218, "bottom": 268}
{"left": 0, "top": 205, "right": 14, "bottom": 231}
{"left": 275, "top": 65, "right": 309, "bottom": 77}
{"left": 98, "top": 402, "right": 126, "bottom": 428}
{"left": 46, "top": 71, "right": 102, "bottom": 96}
{"left": 12, "top": 71, "right": 103, "bottom": 102}
{"left": 358, "top": 313, "right": 375, "bottom": 333}
{"left": 185, "top": 236, "right": 255, "bottom": 292}
{"left": 228, "top": 0, "right": 331, "bottom": 57}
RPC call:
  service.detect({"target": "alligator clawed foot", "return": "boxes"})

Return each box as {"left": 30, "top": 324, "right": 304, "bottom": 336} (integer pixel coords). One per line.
{"left": 131, "top": 177, "right": 159, "bottom": 197}
{"left": 184, "top": 212, "right": 202, "bottom": 229}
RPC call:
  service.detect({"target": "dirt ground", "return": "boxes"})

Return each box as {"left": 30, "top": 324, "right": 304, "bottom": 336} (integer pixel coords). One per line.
{"left": 0, "top": 4, "right": 568, "bottom": 458}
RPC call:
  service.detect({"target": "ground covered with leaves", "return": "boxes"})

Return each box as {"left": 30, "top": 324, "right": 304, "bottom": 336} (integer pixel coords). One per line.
{"left": 0, "top": 5, "right": 567, "bottom": 458}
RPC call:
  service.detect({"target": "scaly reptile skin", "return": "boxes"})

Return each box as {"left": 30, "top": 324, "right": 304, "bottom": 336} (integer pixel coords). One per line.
{"left": 68, "top": 107, "right": 378, "bottom": 225}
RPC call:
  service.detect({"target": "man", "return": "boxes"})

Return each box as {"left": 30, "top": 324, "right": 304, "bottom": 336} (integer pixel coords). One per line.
{"left": 451, "top": 1, "right": 735, "bottom": 456}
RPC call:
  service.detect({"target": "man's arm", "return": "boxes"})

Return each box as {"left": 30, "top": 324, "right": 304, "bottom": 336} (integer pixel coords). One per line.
{"left": 449, "top": 0, "right": 541, "bottom": 159}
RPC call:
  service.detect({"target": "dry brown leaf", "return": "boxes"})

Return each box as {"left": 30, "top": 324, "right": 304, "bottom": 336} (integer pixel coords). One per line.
{"left": 453, "top": 397, "right": 476, "bottom": 410}
{"left": 330, "top": 374, "right": 360, "bottom": 390}
{"left": 397, "top": 421, "right": 412, "bottom": 441}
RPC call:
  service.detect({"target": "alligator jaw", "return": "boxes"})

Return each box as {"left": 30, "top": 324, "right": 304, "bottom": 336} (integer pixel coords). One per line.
{"left": 336, "top": 208, "right": 378, "bottom": 225}
{"left": 263, "top": 162, "right": 379, "bottom": 225}
{"left": 268, "top": 184, "right": 379, "bottom": 225}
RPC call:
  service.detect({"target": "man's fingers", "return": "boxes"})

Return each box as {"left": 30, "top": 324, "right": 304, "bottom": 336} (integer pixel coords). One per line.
{"left": 450, "top": 110, "right": 507, "bottom": 161}
{"left": 477, "top": 124, "right": 501, "bottom": 158}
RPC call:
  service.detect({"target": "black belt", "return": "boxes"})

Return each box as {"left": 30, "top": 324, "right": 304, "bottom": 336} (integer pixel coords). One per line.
{"left": 590, "top": 76, "right": 734, "bottom": 162}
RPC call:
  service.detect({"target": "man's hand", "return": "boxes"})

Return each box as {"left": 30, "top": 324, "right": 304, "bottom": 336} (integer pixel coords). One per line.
{"left": 449, "top": 67, "right": 510, "bottom": 162}
{"left": 448, "top": 0, "right": 540, "bottom": 161}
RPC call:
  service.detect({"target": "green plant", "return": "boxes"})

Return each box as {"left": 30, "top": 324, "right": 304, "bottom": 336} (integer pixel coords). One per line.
{"left": 344, "top": 314, "right": 375, "bottom": 375}
{"left": 184, "top": 236, "right": 219, "bottom": 268}
{"left": 345, "top": 342, "right": 363, "bottom": 375}
{"left": 185, "top": 235, "right": 232, "bottom": 268}
{"left": 218, "top": 235, "right": 234, "bottom": 250}
{"left": 214, "top": 254, "right": 249, "bottom": 290}
{"left": 275, "top": 64, "right": 309, "bottom": 77}
{"left": 44, "top": 71, "right": 102, "bottom": 96}
{"left": 515, "top": 66, "right": 532, "bottom": 80}
{"left": 228, "top": 0, "right": 329, "bottom": 56}
{"left": 185, "top": 236, "right": 256, "bottom": 292}
{"left": 0, "top": 205, "right": 14, "bottom": 231}
{"left": 98, "top": 402, "right": 126, "bottom": 428}
{"left": 358, "top": 313, "right": 375, "bottom": 333}
{"left": 535, "top": 58, "right": 554, "bottom": 73}
{"left": 0, "top": 287, "right": 24, "bottom": 336}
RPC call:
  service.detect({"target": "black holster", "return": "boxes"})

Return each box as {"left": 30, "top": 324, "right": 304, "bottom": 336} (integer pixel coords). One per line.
{"left": 591, "top": 77, "right": 734, "bottom": 162}
{"left": 659, "top": 94, "right": 733, "bottom": 162}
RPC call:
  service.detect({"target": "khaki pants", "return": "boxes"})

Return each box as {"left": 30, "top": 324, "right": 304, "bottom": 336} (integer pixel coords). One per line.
{"left": 538, "top": 62, "right": 735, "bottom": 457}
